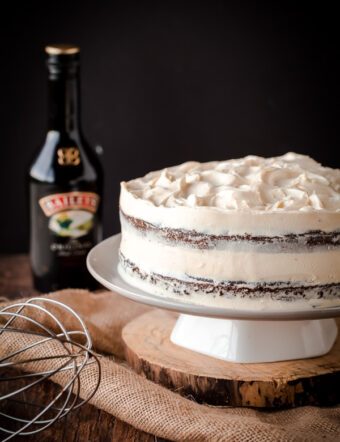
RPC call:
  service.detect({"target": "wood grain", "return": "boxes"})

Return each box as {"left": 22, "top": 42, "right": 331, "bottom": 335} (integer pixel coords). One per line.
{"left": 0, "top": 254, "right": 167, "bottom": 442}
{"left": 123, "top": 309, "right": 340, "bottom": 408}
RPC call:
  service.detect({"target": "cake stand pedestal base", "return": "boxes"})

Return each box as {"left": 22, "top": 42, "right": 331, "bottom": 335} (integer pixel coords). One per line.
{"left": 171, "top": 314, "right": 338, "bottom": 363}
{"left": 122, "top": 310, "right": 340, "bottom": 408}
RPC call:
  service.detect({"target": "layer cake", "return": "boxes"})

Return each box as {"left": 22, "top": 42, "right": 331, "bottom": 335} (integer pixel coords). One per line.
{"left": 118, "top": 153, "right": 340, "bottom": 309}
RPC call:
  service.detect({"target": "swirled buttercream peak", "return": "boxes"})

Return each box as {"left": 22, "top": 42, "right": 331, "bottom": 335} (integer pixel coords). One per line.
{"left": 123, "top": 153, "right": 340, "bottom": 212}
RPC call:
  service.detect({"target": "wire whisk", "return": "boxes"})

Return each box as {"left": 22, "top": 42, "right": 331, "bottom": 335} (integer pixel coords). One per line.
{"left": 0, "top": 297, "right": 101, "bottom": 441}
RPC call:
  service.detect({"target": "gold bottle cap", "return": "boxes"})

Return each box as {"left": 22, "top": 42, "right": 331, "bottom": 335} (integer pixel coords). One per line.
{"left": 45, "top": 44, "right": 80, "bottom": 55}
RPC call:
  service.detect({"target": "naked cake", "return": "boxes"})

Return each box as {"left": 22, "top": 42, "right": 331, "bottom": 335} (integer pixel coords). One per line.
{"left": 118, "top": 153, "right": 340, "bottom": 309}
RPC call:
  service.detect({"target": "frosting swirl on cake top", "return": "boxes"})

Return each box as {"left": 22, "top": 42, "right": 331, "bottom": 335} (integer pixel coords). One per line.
{"left": 124, "top": 153, "right": 340, "bottom": 212}
{"left": 120, "top": 153, "right": 340, "bottom": 235}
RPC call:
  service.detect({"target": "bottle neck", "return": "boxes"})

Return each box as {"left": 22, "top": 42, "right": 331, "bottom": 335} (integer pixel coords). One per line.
{"left": 47, "top": 71, "right": 81, "bottom": 135}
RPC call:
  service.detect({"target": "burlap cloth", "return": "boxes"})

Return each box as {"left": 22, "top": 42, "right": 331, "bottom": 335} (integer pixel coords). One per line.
{"left": 0, "top": 289, "right": 339, "bottom": 441}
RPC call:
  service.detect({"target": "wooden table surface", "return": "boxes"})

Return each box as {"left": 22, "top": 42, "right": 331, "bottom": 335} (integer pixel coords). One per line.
{"left": 0, "top": 254, "right": 168, "bottom": 442}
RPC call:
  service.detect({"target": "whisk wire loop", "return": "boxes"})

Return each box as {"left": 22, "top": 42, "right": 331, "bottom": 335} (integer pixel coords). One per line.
{"left": 0, "top": 297, "right": 101, "bottom": 441}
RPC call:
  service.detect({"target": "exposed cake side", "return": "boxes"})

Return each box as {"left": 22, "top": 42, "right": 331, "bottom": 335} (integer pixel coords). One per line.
{"left": 119, "top": 252, "right": 340, "bottom": 304}
{"left": 121, "top": 210, "right": 340, "bottom": 250}
{"left": 120, "top": 212, "right": 340, "bottom": 285}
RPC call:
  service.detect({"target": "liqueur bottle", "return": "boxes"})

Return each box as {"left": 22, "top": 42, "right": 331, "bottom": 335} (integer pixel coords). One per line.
{"left": 29, "top": 44, "right": 103, "bottom": 292}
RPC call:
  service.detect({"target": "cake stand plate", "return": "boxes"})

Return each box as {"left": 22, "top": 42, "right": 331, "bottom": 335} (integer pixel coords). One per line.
{"left": 87, "top": 234, "right": 340, "bottom": 364}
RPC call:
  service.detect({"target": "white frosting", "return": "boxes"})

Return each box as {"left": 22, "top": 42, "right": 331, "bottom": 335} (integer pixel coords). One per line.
{"left": 120, "top": 230, "right": 340, "bottom": 284}
{"left": 120, "top": 153, "right": 340, "bottom": 235}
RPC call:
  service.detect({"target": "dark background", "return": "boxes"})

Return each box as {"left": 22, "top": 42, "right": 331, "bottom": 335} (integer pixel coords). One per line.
{"left": 1, "top": 1, "right": 339, "bottom": 253}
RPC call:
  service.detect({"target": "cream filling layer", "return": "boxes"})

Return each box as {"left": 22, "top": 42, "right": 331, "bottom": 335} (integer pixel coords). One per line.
{"left": 120, "top": 230, "right": 340, "bottom": 284}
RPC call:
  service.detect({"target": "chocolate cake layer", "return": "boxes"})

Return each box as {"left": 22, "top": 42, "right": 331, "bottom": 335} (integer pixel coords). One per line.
{"left": 119, "top": 252, "right": 340, "bottom": 302}
{"left": 120, "top": 210, "right": 340, "bottom": 250}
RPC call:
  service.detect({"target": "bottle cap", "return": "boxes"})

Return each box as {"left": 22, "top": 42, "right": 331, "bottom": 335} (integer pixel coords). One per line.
{"left": 45, "top": 44, "right": 80, "bottom": 55}
{"left": 46, "top": 44, "right": 80, "bottom": 77}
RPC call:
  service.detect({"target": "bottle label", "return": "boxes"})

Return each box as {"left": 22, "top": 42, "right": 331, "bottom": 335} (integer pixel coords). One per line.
{"left": 39, "top": 191, "right": 100, "bottom": 238}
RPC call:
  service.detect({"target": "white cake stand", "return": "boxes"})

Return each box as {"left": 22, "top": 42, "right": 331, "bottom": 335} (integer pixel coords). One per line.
{"left": 87, "top": 234, "right": 340, "bottom": 363}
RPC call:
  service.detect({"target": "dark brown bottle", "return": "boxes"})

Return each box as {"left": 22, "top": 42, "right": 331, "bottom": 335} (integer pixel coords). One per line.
{"left": 29, "top": 44, "right": 103, "bottom": 292}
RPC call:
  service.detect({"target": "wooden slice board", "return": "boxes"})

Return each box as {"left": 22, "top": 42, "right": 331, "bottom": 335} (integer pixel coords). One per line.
{"left": 122, "top": 309, "right": 340, "bottom": 408}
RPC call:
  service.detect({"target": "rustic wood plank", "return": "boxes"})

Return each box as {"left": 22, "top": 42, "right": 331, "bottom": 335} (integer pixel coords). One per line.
{"left": 0, "top": 254, "right": 167, "bottom": 441}
{"left": 0, "top": 254, "right": 37, "bottom": 301}
{"left": 0, "top": 370, "right": 116, "bottom": 442}
{"left": 123, "top": 309, "right": 340, "bottom": 408}
{"left": 113, "top": 419, "right": 159, "bottom": 442}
